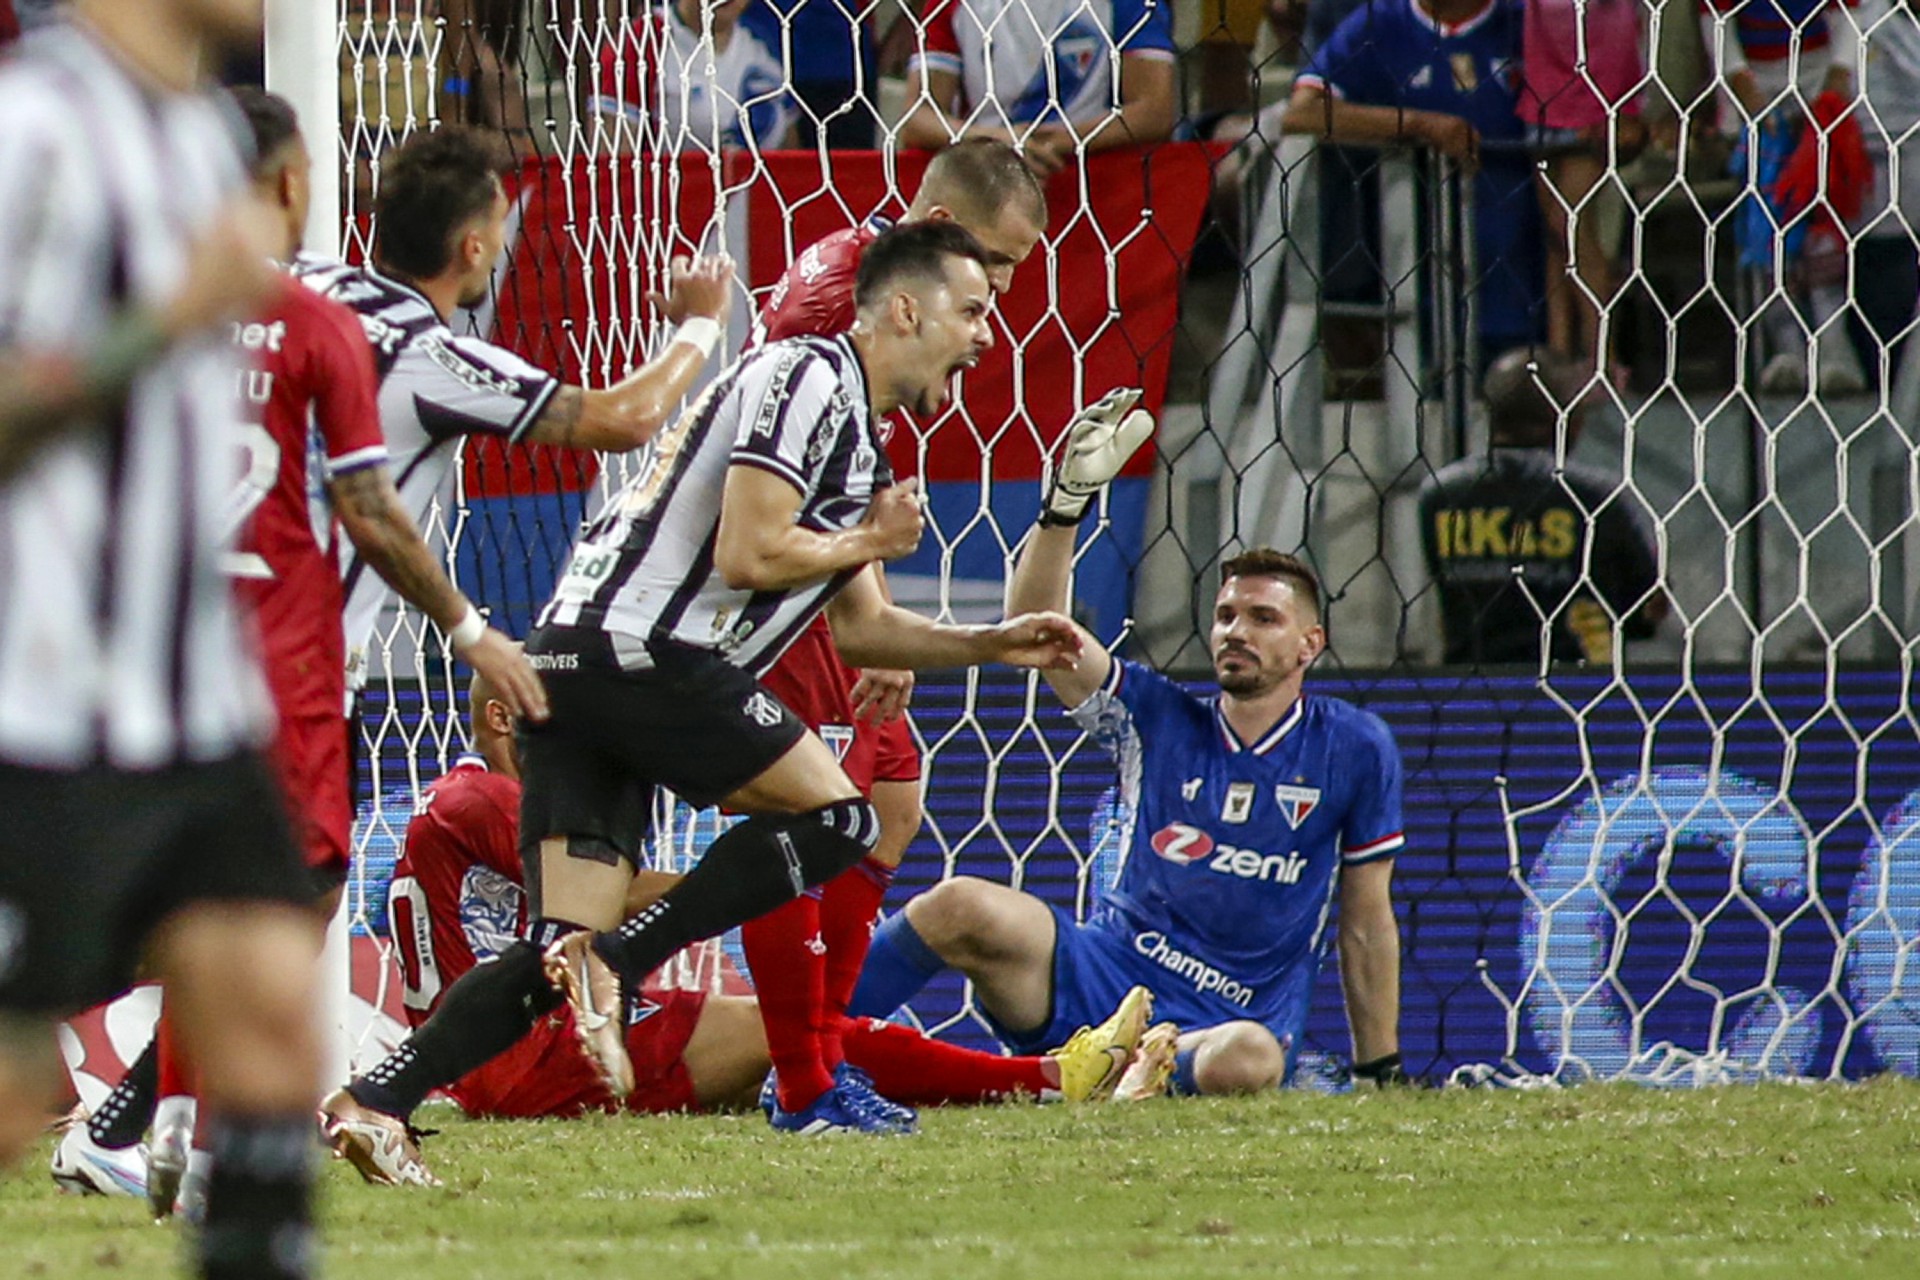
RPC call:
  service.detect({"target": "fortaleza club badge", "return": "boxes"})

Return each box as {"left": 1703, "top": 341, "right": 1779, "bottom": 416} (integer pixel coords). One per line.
{"left": 1273, "top": 784, "right": 1321, "bottom": 829}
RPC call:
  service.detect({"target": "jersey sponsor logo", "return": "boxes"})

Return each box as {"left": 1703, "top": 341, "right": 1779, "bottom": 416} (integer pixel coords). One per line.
{"left": 1274, "top": 784, "right": 1322, "bottom": 829}
{"left": 1149, "top": 822, "right": 1308, "bottom": 884}
{"left": 1222, "top": 781, "right": 1255, "bottom": 824}
{"left": 458, "top": 865, "right": 523, "bottom": 964}
{"left": 228, "top": 319, "right": 289, "bottom": 353}
{"left": 742, "top": 691, "right": 784, "bottom": 728}
{"left": 419, "top": 334, "right": 523, "bottom": 399}
{"left": 1149, "top": 822, "right": 1214, "bottom": 865}
{"left": 1134, "top": 931, "right": 1254, "bottom": 1007}
{"left": 527, "top": 652, "right": 580, "bottom": 671}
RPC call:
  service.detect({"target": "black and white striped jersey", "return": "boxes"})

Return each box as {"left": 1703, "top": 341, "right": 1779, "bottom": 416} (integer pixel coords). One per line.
{"left": 538, "top": 333, "right": 888, "bottom": 677}
{"left": 292, "top": 256, "right": 560, "bottom": 688}
{"left": 0, "top": 26, "right": 269, "bottom": 769}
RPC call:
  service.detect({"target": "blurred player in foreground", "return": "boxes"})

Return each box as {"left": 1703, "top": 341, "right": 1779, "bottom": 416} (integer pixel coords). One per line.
{"left": 337, "top": 668, "right": 1157, "bottom": 1184}
{"left": 51, "top": 88, "right": 545, "bottom": 1217}
{"left": 317, "top": 222, "right": 1086, "bottom": 1177}
{"left": 744, "top": 138, "right": 1051, "bottom": 1126}
{"left": 852, "top": 400, "right": 1414, "bottom": 1096}
{"left": 0, "top": 3, "right": 323, "bottom": 1277}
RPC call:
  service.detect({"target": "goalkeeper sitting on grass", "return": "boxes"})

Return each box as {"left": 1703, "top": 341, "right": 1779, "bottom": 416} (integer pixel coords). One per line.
{"left": 850, "top": 394, "right": 1414, "bottom": 1095}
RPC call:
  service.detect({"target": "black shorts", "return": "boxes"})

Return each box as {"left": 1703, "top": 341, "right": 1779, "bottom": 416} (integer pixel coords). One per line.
{"left": 517, "top": 631, "right": 807, "bottom": 869}
{"left": 0, "top": 752, "right": 311, "bottom": 1016}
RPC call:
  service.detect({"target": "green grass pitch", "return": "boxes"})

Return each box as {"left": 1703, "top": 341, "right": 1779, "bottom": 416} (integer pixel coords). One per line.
{"left": 8, "top": 1080, "right": 1920, "bottom": 1278}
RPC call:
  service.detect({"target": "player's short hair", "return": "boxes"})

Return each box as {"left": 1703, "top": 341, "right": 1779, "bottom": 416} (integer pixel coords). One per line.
{"left": 228, "top": 87, "right": 301, "bottom": 177}
{"left": 921, "top": 139, "right": 1049, "bottom": 229}
{"left": 1484, "top": 347, "right": 1587, "bottom": 446}
{"left": 1221, "top": 548, "right": 1322, "bottom": 621}
{"left": 853, "top": 221, "right": 995, "bottom": 313}
{"left": 373, "top": 126, "right": 509, "bottom": 280}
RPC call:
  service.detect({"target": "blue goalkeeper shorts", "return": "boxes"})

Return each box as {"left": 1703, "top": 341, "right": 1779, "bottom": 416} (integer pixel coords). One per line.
{"left": 984, "top": 903, "right": 1296, "bottom": 1061}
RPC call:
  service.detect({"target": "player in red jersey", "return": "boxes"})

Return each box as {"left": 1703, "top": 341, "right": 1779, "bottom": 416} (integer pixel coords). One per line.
{"left": 51, "top": 88, "right": 545, "bottom": 1215}
{"left": 336, "top": 665, "right": 1155, "bottom": 1185}
{"left": 742, "top": 140, "right": 1058, "bottom": 1123}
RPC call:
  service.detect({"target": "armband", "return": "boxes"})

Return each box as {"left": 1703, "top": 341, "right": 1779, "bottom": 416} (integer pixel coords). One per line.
{"left": 671, "top": 316, "right": 723, "bottom": 360}
{"left": 449, "top": 603, "right": 487, "bottom": 650}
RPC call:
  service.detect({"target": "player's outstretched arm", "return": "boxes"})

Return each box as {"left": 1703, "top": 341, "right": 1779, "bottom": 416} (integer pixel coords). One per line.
{"left": 1336, "top": 857, "right": 1402, "bottom": 1069}
{"left": 330, "top": 465, "right": 548, "bottom": 722}
{"left": 521, "top": 254, "right": 735, "bottom": 454}
{"left": 827, "top": 565, "right": 1083, "bottom": 672}
{"left": 716, "top": 468, "right": 924, "bottom": 591}
{"left": 1003, "top": 388, "right": 1154, "bottom": 705}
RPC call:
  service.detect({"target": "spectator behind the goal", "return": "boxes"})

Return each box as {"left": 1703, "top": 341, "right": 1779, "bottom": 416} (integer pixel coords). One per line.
{"left": 1520, "top": 0, "right": 1648, "bottom": 383}
{"left": 592, "top": 0, "right": 796, "bottom": 151}
{"left": 1701, "top": 0, "right": 1869, "bottom": 396}
{"left": 898, "top": 0, "right": 1179, "bottom": 176}
{"left": 741, "top": 0, "right": 876, "bottom": 148}
{"left": 1284, "top": 0, "right": 1546, "bottom": 364}
{"left": 1417, "top": 348, "right": 1667, "bottom": 667}
{"left": 1838, "top": 0, "right": 1920, "bottom": 392}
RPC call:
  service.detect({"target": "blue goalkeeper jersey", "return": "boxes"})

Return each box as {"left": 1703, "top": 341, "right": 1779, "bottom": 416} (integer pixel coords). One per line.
{"left": 1068, "top": 660, "right": 1406, "bottom": 1037}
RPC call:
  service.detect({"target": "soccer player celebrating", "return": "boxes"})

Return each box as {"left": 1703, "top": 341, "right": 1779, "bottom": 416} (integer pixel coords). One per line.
{"left": 744, "top": 139, "right": 1052, "bottom": 1128}
{"left": 354, "top": 667, "right": 1152, "bottom": 1182}
{"left": 50, "top": 89, "right": 546, "bottom": 1214}
{"left": 0, "top": 4, "right": 323, "bottom": 1277}
{"left": 850, "top": 400, "right": 1413, "bottom": 1097}
{"left": 320, "top": 221, "right": 1084, "bottom": 1172}
{"left": 293, "top": 124, "right": 734, "bottom": 702}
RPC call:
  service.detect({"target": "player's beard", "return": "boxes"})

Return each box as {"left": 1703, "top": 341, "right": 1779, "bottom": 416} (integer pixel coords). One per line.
{"left": 457, "top": 276, "right": 492, "bottom": 310}
{"left": 1214, "top": 646, "right": 1263, "bottom": 695}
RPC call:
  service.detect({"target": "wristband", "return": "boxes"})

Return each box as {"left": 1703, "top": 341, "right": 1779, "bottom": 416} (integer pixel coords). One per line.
{"left": 672, "top": 316, "right": 723, "bottom": 359}
{"left": 449, "top": 604, "right": 487, "bottom": 650}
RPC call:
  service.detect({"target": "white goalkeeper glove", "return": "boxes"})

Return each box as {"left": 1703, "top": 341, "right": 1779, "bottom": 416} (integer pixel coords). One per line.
{"left": 1041, "top": 388, "right": 1155, "bottom": 527}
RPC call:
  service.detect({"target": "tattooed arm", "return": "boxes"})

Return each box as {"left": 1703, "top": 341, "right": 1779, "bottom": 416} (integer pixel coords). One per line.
{"left": 329, "top": 465, "right": 548, "bottom": 720}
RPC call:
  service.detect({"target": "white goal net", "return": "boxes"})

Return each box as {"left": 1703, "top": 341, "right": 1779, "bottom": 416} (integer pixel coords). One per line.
{"left": 318, "top": 0, "right": 1920, "bottom": 1087}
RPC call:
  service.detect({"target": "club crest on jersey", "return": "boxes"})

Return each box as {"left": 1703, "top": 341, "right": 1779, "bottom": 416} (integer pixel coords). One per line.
{"left": 628, "top": 994, "right": 661, "bottom": 1026}
{"left": 742, "top": 692, "right": 784, "bottom": 728}
{"left": 1222, "top": 782, "right": 1256, "bottom": 824}
{"left": 1274, "top": 784, "right": 1322, "bottom": 829}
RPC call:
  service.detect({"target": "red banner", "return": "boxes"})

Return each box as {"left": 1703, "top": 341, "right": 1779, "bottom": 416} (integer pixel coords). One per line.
{"left": 470, "top": 145, "right": 1217, "bottom": 497}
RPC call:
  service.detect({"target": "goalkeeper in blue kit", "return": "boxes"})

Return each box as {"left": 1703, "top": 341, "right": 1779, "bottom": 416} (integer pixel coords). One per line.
{"left": 849, "top": 392, "right": 1412, "bottom": 1095}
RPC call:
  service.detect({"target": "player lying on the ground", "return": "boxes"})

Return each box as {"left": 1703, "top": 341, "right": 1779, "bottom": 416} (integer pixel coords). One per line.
{"left": 741, "top": 138, "right": 1051, "bottom": 1126}
{"left": 315, "top": 222, "right": 1088, "bottom": 1167}
{"left": 327, "top": 669, "right": 1169, "bottom": 1185}
{"left": 850, "top": 401, "right": 1415, "bottom": 1094}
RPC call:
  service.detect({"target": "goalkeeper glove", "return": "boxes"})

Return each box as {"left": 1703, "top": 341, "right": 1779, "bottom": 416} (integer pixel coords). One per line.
{"left": 1351, "top": 1052, "right": 1419, "bottom": 1089}
{"left": 1040, "top": 388, "right": 1155, "bottom": 527}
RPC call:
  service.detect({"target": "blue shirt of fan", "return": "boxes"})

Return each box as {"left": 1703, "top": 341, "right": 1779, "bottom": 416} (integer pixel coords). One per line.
{"left": 1300, "top": 0, "right": 1543, "bottom": 346}
{"left": 1069, "top": 660, "right": 1406, "bottom": 1042}
{"left": 740, "top": 0, "right": 873, "bottom": 86}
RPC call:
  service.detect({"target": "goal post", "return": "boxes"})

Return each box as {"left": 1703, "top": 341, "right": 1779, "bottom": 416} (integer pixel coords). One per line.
{"left": 291, "top": 0, "right": 1920, "bottom": 1088}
